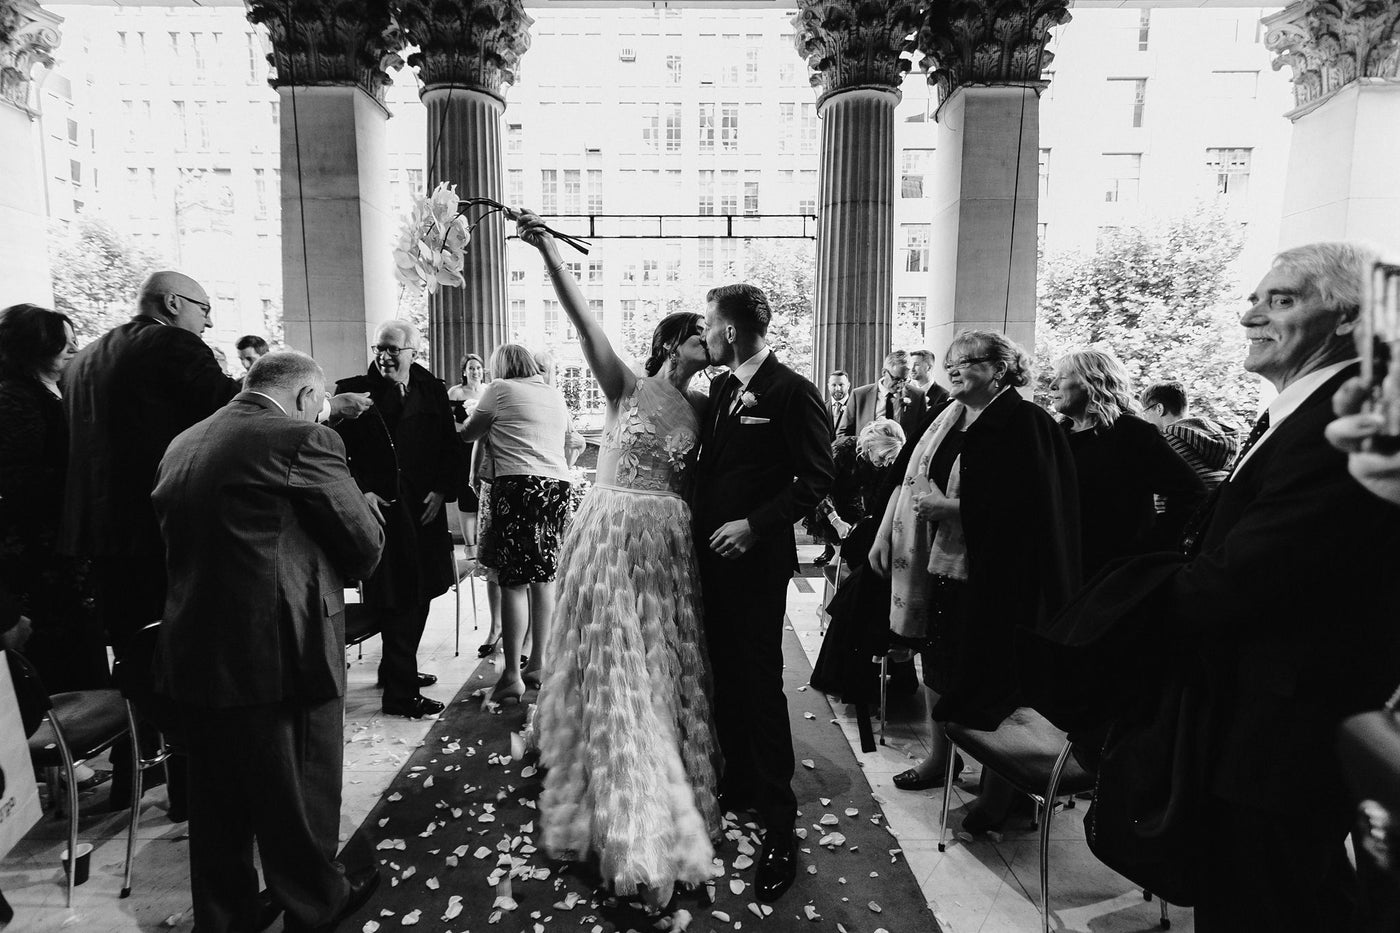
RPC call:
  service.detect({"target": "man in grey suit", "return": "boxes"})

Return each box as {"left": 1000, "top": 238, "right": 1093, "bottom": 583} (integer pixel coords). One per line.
{"left": 152, "top": 352, "right": 385, "bottom": 933}
{"left": 836, "top": 350, "right": 936, "bottom": 439}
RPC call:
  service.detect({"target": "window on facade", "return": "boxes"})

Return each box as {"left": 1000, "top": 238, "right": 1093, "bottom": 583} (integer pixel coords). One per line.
{"left": 643, "top": 259, "right": 659, "bottom": 283}
{"left": 541, "top": 169, "right": 558, "bottom": 213}
{"left": 563, "top": 169, "right": 582, "bottom": 213}
{"left": 66, "top": 118, "right": 79, "bottom": 144}
{"left": 511, "top": 267, "right": 526, "bottom": 283}
{"left": 588, "top": 300, "right": 605, "bottom": 325}
{"left": 778, "top": 103, "right": 795, "bottom": 153}
{"left": 745, "top": 37, "right": 761, "bottom": 84}
{"left": 698, "top": 104, "right": 716, "bottom": 152}
{"left": 743, "top": 172, "right": 760, "bottom": 216}
{"left": 720, "top": 170, "right": 738, "bottom": 215}
{"left": 69, "top": 159, "right": 81, "bottom": 185}
{"left": 721, "top": 34, "right": 740, "bottom": 85}
{"left": 698, "top": 169, "right": 715, "bottom": 215}
{"left": 1037, "top": 223, "right": 1048, "bottom": 253}
{"left": 543, "top": 300, "right": 561, "bottom": 337}
{"left": 665, "top": 241, "right": 682, "bottom": 282}
{"left": 1107, "top": 78, "right": 1147, "bottom": 127}
{"left": 665, "top": 103, "right": 683, "bottom": 151}
{"left": 620, "top": 299, "right": 637, "bottom": 334}
{"left": 173, "top": 101, "right": 188, "bottom": 150}
{"left": 698, "top": 238, "right": 716, "bottom": 280}
{"left": 406, "top": 168, "right": 423, "bottom": 198}
{"left": 720, "top": 105, "right": 739, "bottom": 151}
{"left": 1102, "top": 153, "right": 1142, "bottom": 203}
{"left": 254, "top": 167, "right": 267, "bottom": 219}
{"left": 901, "top": 148, "right": 934, "bottom": 199}
{"left": 778, "top": 35, "right": 798, "bottom": 84}
{"left": 666, "top": 54, "right": 682, "bottom": 84}
{"left": 798, "top": 169, "right": 817, "bottom": 214}
{"left": 1210, "top": 71, "right": 1259, "bottom": 99}
{"left": 1137, "top": 10, "right": 1151, "bottom": 50}
{"left": 588, "top": 260, "right": 604, "bottom": 283}
{"left": 640, "top": 105, "right": 660, "bottom": 151}
{"left": 508, "top": 169, "right": 524, "bottom": 207}
{"left": 510, "top": 299, "right": 527, "bottom": 337}
{"left": 507, "top": 123, "right": 523, "bottom": 155}
{"left": 1038, "top": 149, "right": 1050, "bottom": 199}
{"left": 901, "top": 224, "right": 930, "bottom": 273}
{"left": 895, "top": 297, "right": 926, "bottom": 344}
{"left": 622, "top": 263, "right": 638, "bottom": 284}
{"left": 194, "top": 101, "right": 211, "bottom": 149}
{"left": 1206, "top": 148, "right": 1252, "bottom": 200}
{"left": 247, "top": 32, "right": 260, "bottom": 83}
{"left": 193, "top": 33, "right": 208, "bottom": 81}
{"left": 586, "top": 169, "right": 603, "bottom": 212}
{"left": 800, "top": 103, "right": 818, "bottom": 153}
{"left": 720, "top": 239, "right": 740, "bottom": 277}
{"left": 123, "top": 102, "right": 137, "bottom": 149}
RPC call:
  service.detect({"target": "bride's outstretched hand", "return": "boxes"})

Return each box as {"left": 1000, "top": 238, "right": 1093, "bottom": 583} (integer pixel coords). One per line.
{"left": 516, "top": 210, "right": 552, "bottom": 252}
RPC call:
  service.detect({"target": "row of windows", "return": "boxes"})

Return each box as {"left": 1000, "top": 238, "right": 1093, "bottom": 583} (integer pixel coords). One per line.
{"left": 1033, "top": 147, "right": 1252, "bottom": 203}
{"left": 120, "top": 99, "right": 278, "bottom": 153}
{"left": 117, "top": 30, "right": 266, "bottom": 86}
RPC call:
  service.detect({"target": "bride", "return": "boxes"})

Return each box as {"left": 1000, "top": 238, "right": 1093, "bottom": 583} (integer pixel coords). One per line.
{"left": 516, "top": 211, "right": 720, "bottom": 907}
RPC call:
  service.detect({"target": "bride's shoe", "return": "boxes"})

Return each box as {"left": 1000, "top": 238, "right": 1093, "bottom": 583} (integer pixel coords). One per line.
{"left": 522, "top": 668, "right": 543, "bottom": 691}
{"left": 489, "top": 677, "right": 525, "bottom": 705}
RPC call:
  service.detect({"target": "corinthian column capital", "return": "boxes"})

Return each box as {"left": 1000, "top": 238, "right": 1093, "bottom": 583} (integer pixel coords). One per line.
{"left": 916, "top": 0, "right": 1070, "bottom": 112}
{"left": 792, "top": 0, "right": 920, "bottom": 102}
{"left": 1264, "top": 0, "right": 1400, "bottom": 113}
{"left": 0, "top": 0, "right": 61, "bottom": 115}
{"left": 399, "top": 0, "right": 533, "bottom": 99}
{"left": 246, "top": 0, "right": 405, "bottom": 105}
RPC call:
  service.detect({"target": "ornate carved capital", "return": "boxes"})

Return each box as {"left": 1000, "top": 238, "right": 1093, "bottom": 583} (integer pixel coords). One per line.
{"left": 399, "top": 0, "right": 533, "bottom": 98}
{"left": 1264, "top": 0, "right": 1400, "bottom": 112}
{"left": 245, "top": 0, "right": 405, "bottom": 104}
{"left": 0, "top": 0, "right": 61, "bottom": 115}
{"left": 916, "top": 0, "right": 1070, "bottom": 111}
{"left": 792, "top": 0, "right": 920, "bottom": 101}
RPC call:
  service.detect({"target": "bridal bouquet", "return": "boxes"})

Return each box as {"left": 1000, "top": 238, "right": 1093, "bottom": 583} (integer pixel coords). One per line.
{"left": 393, "top": 183, "right": 591, "bottom": 294}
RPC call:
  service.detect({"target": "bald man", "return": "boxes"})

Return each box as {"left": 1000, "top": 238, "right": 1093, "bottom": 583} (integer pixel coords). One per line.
{"left": 61, "top": 270, "right": 243, "bottom": 813}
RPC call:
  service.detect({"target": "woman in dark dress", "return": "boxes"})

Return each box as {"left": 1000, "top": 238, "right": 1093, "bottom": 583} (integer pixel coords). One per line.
{"left": 868, "top": 331, "right": 1080, "bottom": 829}
{"left": 0, "top": 304, "right": 106, "bottom": 692}
{"left": 1050, "top": 349, "right": 1205, "bottom": 578}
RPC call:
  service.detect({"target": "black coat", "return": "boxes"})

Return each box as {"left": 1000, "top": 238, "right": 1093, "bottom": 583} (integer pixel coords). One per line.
{"left": 333, "top": 364, "right": 460, "bottom": 610}
{"left": 886, "top": 389, "right": 1082, "bottom": 729}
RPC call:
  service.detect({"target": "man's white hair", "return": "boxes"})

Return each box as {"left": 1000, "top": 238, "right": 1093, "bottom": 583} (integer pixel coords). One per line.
{"left": 375, "top": 319, "right": 422, "bottom": 350}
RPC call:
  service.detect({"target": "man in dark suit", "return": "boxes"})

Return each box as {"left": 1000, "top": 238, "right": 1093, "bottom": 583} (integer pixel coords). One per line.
{"left": 836, "top": 350, "right": 933, "bottom": 439}
{"left": 694, "top": 284, "right": 834, "bottom": 902}
{"left": 153, "top": 351, "right": 384, "bottom": 933}
{"left": 333, "top": 320, "right": 459, "bottom": 719}
{"left": 1060, "top": 243, "right": 1400, "bottom": 928}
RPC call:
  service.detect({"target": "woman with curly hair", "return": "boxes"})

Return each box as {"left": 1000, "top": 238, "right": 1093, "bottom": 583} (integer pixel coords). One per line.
{"left": 1050, "top": 348, "right": 1206, "bottom": 577}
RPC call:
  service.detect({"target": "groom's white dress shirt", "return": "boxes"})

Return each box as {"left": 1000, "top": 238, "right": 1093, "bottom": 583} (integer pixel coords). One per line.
{"left": 727, "top": 346, "right": 772, "bottom": 415}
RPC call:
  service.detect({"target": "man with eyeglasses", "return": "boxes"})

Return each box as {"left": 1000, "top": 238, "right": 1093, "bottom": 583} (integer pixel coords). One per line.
{"left": 836, "top": 350, "right": 932, "bottom": 440}
{"left": 331, "top": 320, "right": 460, "bottom": 719}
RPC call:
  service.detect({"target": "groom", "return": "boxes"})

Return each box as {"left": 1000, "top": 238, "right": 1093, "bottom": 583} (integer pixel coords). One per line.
{"left": 693, "top": 284, "right": 834, "bottom": 902}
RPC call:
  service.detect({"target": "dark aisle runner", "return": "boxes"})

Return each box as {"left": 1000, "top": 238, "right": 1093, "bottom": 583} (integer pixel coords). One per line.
{"left": 342, "top": 626, "right": 941, "bottom": 933}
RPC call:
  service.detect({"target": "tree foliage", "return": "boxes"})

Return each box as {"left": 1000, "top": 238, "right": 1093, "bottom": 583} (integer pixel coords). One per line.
{"left": 49, "top": 218, "right": 167, "bottom": 343}
{"left": 728, "top": 238, "right": 815, "bottom": 379}
{"left": 1035, "top": 205, "right": 1260, "bottom": 425}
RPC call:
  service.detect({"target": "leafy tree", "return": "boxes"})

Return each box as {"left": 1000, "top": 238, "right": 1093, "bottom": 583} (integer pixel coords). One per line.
{"left": 728, "top": 238, "right": 815, "bottom": 379}
{"left": 1035, "top": 204, "right": 1260, "bottom": 425}
{"left": 49, "top": 218, "right": 166, "bottom": 343}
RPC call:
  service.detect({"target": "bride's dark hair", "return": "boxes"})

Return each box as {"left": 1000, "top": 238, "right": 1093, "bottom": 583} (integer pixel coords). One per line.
{"left": 644, "top": 311, "right": 703, "bottom": 377}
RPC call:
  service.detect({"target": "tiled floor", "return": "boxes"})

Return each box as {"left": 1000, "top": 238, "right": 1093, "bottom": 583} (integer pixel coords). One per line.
{"left": 0, "top": 544, "right": 1190, "bottom": 932}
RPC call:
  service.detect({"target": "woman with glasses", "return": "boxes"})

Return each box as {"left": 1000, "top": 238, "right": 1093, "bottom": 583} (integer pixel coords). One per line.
{"left": 868, "top": 331, "right": 1080, "bottom": 832}
{"left": 1050, "top": 348, "right": 1205, "bottom": 579}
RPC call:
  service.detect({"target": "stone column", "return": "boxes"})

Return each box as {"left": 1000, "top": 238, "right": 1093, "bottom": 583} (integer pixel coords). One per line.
{"left": 400, "top": 0, "right": 532, "bottom": 379}
{"left": 247, "top": 0, "right": 404, "bottom": 382}
{"left": 795, "top": 0, "right": 918, "bottom": 387}
{"left": 0, "top": 0, "right": 60, "bottom": 308}
{"left": 1265, "top": 0, "right": 1400, "bottom": 252}
{"left": 916, "top": 0, "right": 1069, "bottom": 368}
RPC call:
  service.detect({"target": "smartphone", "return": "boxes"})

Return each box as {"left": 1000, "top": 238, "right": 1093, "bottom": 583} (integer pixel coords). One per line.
{"left": 1358, "top": 262, "right": 1400, "bottom": 453}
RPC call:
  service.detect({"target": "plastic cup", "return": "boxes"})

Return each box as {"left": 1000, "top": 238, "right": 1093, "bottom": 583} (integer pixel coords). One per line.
{"left": 61, "top": 843, "right": 92, "bottom": 885}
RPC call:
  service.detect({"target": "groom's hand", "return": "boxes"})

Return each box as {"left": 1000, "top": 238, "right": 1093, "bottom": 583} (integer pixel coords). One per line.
{"left": 710, "top": 519, "right": 757, "bottom": 559}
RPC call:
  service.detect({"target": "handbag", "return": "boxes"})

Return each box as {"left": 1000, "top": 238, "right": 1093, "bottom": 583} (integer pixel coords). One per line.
{"left": 0, "top": 651, "right": 42, "bottom": 860}
{"left": 1337, "top": 684, "right": 1400, "bottom": 932}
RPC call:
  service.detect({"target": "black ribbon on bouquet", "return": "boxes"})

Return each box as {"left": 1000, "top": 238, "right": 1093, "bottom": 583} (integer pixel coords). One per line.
{"left": 457, "top": 198, "right": 591, "bottom": 256}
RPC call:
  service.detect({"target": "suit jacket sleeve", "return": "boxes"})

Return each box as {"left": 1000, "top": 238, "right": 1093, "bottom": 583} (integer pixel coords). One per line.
{"left": 835, "top": 397, "right": 855, "bottom": 438}
{"left": 748, "top": 376, "right": 835, "bottom": 538}
{"left": 288, "top": 424, "right": 385, "bottom": 580}
{"left": 160, "top": 328, "right": 242, "bottom": 422}
{"left": 1122, "top": 416, "right": 1206, "bottom": 548}
{"left": 428, "top": 381, "right": 462, "bottom": 499}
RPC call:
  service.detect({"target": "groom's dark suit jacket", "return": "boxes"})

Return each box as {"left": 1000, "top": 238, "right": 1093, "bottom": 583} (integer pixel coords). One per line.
{"left": 694, "top": 354, "right": 835, "bottom": 573}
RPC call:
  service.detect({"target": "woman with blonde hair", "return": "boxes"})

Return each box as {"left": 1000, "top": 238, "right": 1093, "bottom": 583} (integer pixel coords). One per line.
{"left": 1051, "top": 347, "right": 1205, "bottom": 577}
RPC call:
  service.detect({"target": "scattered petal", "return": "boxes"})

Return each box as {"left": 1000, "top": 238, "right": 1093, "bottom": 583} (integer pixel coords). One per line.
{"left": 868, "top": 902, "right": 882, "bottom": 914}
{"left": 401, "top": 909, "right": 421, "bottom": 925}
{"left": 746, "top": 904, "right": 763, "bottom": 919}
{"left": 729, "top": 879, "right": 746, "bottom": 895}
{"left": 733, "top": 854, "right": 753, "bottom": 870}
{"left": 845, "top": 808, "right": 859, "bottom": 818}
{"left": 376, "top": 839, "right": 407, "bottom": 851}
{"left": 363, "top": 923, "right": 381, "bottom": 933}
{"left": 801, "top": 759, "right": 815, "bottom": 769}
{"left": 443, "top": 896, "right": 464, "bottom": 921}
{"left": 819, "top": 814, "right": 840, "bottom": 826}
{"left": 803, "top": 906, "right": 822, "bottom": 921}
{"left": 712, "top": 912, "right": 731, "bottom": 923}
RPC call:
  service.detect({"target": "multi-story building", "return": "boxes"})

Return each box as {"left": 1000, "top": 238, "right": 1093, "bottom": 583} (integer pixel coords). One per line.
{"left": 43, "top": 4, "right": 1289, "bottom": 391}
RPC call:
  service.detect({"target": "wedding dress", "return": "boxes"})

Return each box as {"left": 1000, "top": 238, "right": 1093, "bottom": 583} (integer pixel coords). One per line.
{"left": 536, "top": 376, "right": 720, "bottom": 898}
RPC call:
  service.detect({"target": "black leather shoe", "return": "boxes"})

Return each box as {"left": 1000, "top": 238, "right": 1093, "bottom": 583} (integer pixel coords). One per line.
{"left": 374, "top": 672, "right": 438, "bottom": 689}
{"left": 191, "top": 889, "right": 282, "bottom": 933}
{"left": 755, "top": 831, "right": 798, "bottom": 903}
{"left": 382, "top": 695, "right": 445, "bottom": 719}
{"left": 284, "top": 865, "right": 380, "bottom": 933}
{"left": 813, "top": 547, "right": 835, "bottom": 566}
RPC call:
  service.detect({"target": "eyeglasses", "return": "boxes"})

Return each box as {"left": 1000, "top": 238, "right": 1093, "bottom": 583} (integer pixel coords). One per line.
{"left": 173, "top": 293, "right": 211, "bottom": 315}
{"left": 944, "top": 356, "right": 992, "bottom": 373}
{"left": 373, "top": 345, "right": 412, "bottom": 357}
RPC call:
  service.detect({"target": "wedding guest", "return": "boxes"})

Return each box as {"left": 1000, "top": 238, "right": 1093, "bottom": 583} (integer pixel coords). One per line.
{"left": 1327, "top": 376, "right": 1400, "bottom": 507}
{"left": 532, "top": 349, "right": 587, "bottom": 468}
{"left": 448, "top": 353, "right": 487, "bottom": 547}
{"left": 807, "top": 370, "right": 854, "bottom": 565}
{"left": 333, "top": 320, "right": 459, "bottom": 719}
{"left": 235, "top": 335, "right": 270, "bottom": 373}
{"left": 907, "top": 348, "right": 950, "bottom": 406}
{"left": 869, "top": 331, "right": 1079, "bottom": 826}
{"left": 462, "top": 344, "right": 573, "bottom": 703}
{"left": 1139, "top": 381, "right": 1240, "bottom": 490}
{"left": 837, "top": 350, "right": 928, "bottom": 439}
{"left": 153, "top": 351, "right": 383, "bottom": 933}
{"left": 0, "top": 305, "right": 106, "bottom": 693}
{"left": 1050, "top": 350, "right": 1205, "bottom": 578}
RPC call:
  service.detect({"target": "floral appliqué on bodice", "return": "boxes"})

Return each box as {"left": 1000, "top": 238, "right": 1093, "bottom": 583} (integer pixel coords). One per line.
{"left": 596, "top": 378, "right": 698, "bottom": 495}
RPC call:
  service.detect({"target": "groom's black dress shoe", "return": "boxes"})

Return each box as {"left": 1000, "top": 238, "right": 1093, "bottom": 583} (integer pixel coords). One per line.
{"left": 374, "top": 671, "right": 438, "bottom": 689}
{"left": 382, "top": 695, "right": 445, "bottom": 718}
{"left": 191, "top": 889, "right": 283, "bottom": 933}
{"left": 283, "top": 865, "right": 381, "bottom": 933}
{"left": 755, "top": 830, "right": 798, "bottom": 902}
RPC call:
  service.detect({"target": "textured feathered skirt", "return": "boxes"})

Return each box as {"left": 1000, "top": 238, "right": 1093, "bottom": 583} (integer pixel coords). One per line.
{"left": 536, "top": 484, "right": 721, "bottom": 896}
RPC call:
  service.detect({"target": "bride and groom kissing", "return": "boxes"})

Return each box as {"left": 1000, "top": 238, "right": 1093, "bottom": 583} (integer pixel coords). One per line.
{"left": 517, "top": 212, "right": 835, "bottom": 909}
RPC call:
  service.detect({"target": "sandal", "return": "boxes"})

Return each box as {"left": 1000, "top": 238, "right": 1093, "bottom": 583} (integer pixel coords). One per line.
{"left": 522, "top": 670, "right": 542, "bottom": 691}
{"left": 476, "top": 637, "right": 501, "bottom": 659}
{"left": 892, "top": 754, "right": 963, "bottom": 791}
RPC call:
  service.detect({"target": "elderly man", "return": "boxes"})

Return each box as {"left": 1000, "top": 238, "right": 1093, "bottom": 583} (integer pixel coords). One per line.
{"left": 154, "top": 352, "right": 383, "bottom": 933}
{"left": 836, "top": 350, "right": 929, "bottom": 439}
{"left": 236, "top": 334, "right": 270, "bottom": 372}
{"left": 1039, "top": 243, "right": 1400, "bottom": 929}
{"left": 333, "top": 321, "right": 460, "bottom": 718}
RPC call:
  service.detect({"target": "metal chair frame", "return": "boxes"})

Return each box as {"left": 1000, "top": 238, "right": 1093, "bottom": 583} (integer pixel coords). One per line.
{"left": 452, "top": 506, "right": 479, "bottom": 657}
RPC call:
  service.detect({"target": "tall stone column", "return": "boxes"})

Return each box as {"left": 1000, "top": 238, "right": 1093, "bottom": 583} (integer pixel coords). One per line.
{"left": 247, "top": 0, "right": 404, "bottom": 382}
{"left": 401, "top": 0, "right": 532, "bottom": 378}
{"left": 1265, "top": 0, "right": 1400, "bottom": 252}
{"left": 795, "top": 0, "right": 918, "bottom": 387}
{"left": 0, "top": 0, "right": 60, "bottom": 308}
{"left": 916, "top": 0, "right": 1069, "bottom": 368}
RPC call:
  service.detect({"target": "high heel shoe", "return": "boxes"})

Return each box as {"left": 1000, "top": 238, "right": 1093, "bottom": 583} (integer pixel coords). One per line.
{"left": 522, "top": 670, "right": 542, "bottom": 691}
{"left": 489, "top": 678, "right": 525, "bottom": 705}
{"left": 892, "top": 754, "right": 963, "bottom": 791}
{"left": 477, "top": 636, "right": 501, "bottom": 659}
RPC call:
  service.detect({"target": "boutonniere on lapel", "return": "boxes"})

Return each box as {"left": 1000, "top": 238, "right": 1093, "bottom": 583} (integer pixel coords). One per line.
{"left": 899, "top": 391, "right": 913, "bottom": 408}
{"left": 739, "top": 390, "right": 760, "bottom": 409}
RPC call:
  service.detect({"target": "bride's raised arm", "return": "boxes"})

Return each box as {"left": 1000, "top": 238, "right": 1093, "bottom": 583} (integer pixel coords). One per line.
{"left": 516, "top": 210, "right": 633, "bottom": 404}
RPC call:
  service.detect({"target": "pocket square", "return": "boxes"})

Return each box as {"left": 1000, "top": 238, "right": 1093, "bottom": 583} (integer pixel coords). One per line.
{"left": 739, "top": 416, "right": 771, "bottom": 425}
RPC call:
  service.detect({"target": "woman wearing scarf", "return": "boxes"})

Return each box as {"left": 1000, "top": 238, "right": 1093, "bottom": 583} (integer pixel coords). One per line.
{"left": 869, "top": 330, "right": 1081, "bottom": 831}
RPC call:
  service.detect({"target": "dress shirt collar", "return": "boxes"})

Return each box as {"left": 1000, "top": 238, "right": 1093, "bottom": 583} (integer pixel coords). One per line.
{"left": 730, "top": 346, "right": 771, "bottom": 389}
{"left": 247, "top": 391, "right": 288, "bottom": 415}
{"left": 1234, "top": 359, "right": 1353, "bottom": 473}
